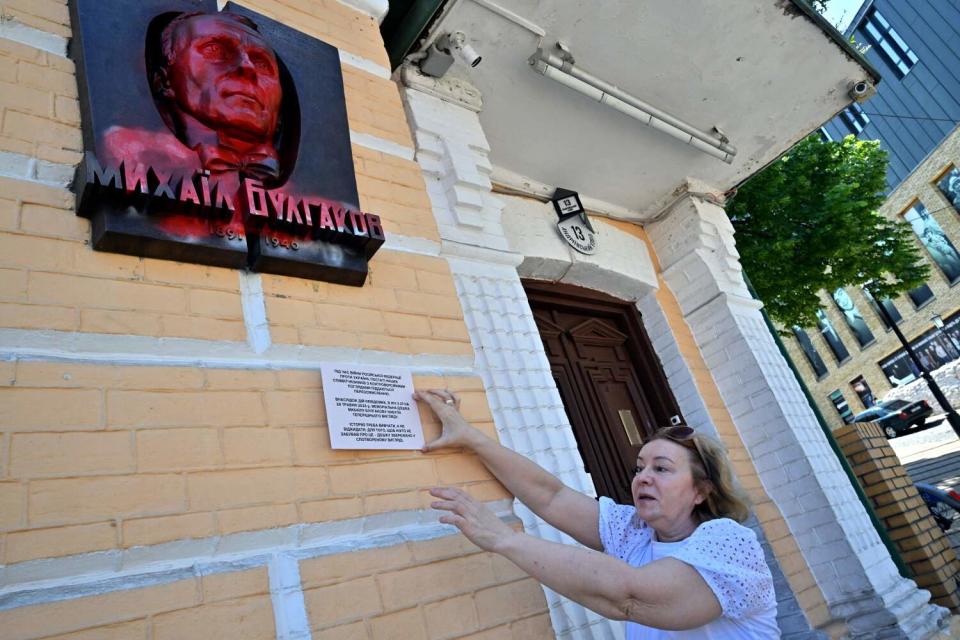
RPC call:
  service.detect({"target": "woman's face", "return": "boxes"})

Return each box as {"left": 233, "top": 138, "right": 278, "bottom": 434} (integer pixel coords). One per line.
{"left": 632, "top": 439, "right": 706, "bottom": 539}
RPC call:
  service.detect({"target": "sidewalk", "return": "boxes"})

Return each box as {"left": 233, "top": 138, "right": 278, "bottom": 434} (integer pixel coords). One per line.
{"left": 893, "top": 416, "right": 960, "bottom": 469}
{"left": 931, "top": 614, "right": 960, "bottom": 638}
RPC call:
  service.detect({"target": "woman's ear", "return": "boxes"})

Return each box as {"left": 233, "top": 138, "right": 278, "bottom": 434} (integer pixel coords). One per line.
{"left": 693, "top": 481, "right": 713, "bottom": 507}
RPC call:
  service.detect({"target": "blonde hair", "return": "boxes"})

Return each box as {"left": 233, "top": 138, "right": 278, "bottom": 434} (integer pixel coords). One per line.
{"left": 648, "top": 427, "right": 751, "bottom": 523}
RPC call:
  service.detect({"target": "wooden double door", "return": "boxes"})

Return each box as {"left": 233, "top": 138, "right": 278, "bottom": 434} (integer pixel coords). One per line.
{"left": 525, "top": 281, "right": 682, "bottom": 504}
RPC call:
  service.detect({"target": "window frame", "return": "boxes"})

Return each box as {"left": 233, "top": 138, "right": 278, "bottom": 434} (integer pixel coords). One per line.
{"left": 816, "top": 309, "right": 851, "bottom": 365}
{"left": 861, "top": 7, "right": 919, "bottom": 77}
{"left": 935, "top": 164, "right": 960, "bottom": 215}
{"left": 828, "top": 389, "right": 855, "bottom": 424}
{"left": 908, "top": 283, "right": 935, "bottom": 309}
{"left": 792, "top": 326, "right": 829, "bottom": 380}
{"left": 832, "top": 288, "right": 876, "bottom": 349}
{"left": 861, "top": 286, "right": 902, "bottom": 330}
{"left": 839, "top": 102, "right": 870, "bottom": 136}
{"left": 902, "top": 200, "right": 960, "bottom": 286}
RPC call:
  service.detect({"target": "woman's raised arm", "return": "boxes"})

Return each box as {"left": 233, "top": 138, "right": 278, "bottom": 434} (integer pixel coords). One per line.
{"left": 430, "top": 486, "right": 722, "bottom": 630}
{"left": 417, "top": 389, "right": 602, "bottom": 550}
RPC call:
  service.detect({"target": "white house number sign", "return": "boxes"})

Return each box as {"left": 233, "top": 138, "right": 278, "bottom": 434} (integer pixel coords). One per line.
{"left": 558, "top": 214, "right": 597, "bottom": 254}
{"left": 553, "top": 190, "right": 597, "bottom": 255}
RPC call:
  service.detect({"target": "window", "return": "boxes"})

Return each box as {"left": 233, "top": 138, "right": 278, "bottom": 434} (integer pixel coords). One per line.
{"left": 832, "top": 288, "right": 875, "bottom": 347}
{"left": 819, "top": 127, "right": 834, "bottom": 142}
{"left": 908, "top": 283, "right": 935, "bottom": 308}
{"left": 792, "top": 326, "right": 828, "bottom": 378}
{"left": 816, "top": 309, "right": 850, "bottom": 364}
{"left": 829, "top": 390, "right": 854, "bottom": 423}
{"left": 850, "top": 375, "right": 876, "bottom": 408}
{"left": 937, "top": 166, "right": 960, "bottom": 214}
{"left": 861, "top": 8, "right": 919, "bottom": 77}
{"left": 861, "top": 287, "right": 902, "bottom": 329}
{"left": 879, "top": 350, "right": 921, "bottom": 387}
{"left": 839, "top": 102, "right": 870, "bottom": 135}
{"left": 921, "top": 335, "right": 958, "bottom": 370}
{"left": 903, "top": 202, "right": 960, "bottom": 283}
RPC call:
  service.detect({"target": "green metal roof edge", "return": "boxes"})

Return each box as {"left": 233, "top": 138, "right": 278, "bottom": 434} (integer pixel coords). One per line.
{"left": 789, "top": 0, "right": 882, "bottom": 83}
{"left": 384, "top": 0, "right": 447, "bottom": 70}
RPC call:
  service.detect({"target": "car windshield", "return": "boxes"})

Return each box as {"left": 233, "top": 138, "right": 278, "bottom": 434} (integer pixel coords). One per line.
{"left": 882, "top": 400, "right": 910, "bottom": 410}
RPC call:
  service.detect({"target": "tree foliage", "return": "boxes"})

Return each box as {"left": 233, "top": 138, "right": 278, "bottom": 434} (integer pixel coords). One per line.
{"left": 727, "top": 134, "right": 929, "bottom": 329}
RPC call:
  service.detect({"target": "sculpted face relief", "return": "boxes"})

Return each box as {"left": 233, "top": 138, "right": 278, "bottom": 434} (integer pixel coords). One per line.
{"left": 73, "top": 1, "right": 378, "bottom": 284}
{"left": 162, "top": 14, "right": 282, "bottom": 142}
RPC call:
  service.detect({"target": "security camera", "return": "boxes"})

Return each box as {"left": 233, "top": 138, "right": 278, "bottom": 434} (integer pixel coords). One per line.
{"left": 416, "top": 31, "right": 482, "bottom": 78}
{"left": 439, "top": 31, "right": 482, "bottom": 68}
{"left": 848, "top": 79, "right": 876, "bottom": 103}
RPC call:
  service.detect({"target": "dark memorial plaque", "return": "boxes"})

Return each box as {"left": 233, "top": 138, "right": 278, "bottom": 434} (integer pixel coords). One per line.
{"left": 68, "top": 0, "right": 384, "bottom": 285}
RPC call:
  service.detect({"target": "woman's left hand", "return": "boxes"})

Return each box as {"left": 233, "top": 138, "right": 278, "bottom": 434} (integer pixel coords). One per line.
{"left": 429, "top": 486, "right": 516, "bottom": 552}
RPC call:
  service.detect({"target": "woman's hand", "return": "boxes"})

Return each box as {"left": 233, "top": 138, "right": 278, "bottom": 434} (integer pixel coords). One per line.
{"left": 414, "top": 389, "right": 485, "bottom": 452}
{"left": 430, "top": 486, "right": 517, "bottom": 552}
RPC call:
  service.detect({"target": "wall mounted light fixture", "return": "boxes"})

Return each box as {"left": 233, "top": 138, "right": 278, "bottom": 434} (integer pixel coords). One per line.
{"left": 528, "top": 45, "right": 737, "bottom": 163}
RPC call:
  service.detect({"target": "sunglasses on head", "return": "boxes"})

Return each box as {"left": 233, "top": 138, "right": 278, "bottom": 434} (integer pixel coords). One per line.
{"left": 656, "top": 425, "right": 695, "bottom": 441}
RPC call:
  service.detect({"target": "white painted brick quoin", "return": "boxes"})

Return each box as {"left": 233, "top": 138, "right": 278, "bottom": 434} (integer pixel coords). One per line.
{"left": 648, "top": 192, "right": 949, "bottom": 638}
{"left": 402, "top": 75, "right": 624, "bottom": 640}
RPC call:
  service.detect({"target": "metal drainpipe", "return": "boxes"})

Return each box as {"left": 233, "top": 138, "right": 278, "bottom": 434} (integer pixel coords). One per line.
{"left": 745, "top": 275, "right": 912, "bottom": 580}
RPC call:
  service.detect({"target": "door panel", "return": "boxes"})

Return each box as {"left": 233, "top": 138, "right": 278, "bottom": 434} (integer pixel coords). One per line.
{"left": 526, "top": 282, "right": 682, "bottom": 504}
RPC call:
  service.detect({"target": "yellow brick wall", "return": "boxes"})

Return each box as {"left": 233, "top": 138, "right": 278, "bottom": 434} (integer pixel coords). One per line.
{"left": 604, "top": 218, "right": 840, "bottom": 633}
{"left": 0, "top": 34, "right": 80, "bottom": 167}
{"left": 0, "top": 534, "right": 552, "bottom": 640}
{"left": 0, "top": 0, "right": 72, "bottom": 40}
{"left": 0, "top": 0, "right": 449, "bottom": 352}
{"left": 353, "top": 145, "right": 440, "bottom": 240}
{"left": 0, "top": 0, "right": 551, "bottom": 636}
{"left": 262, "top": 250, "right": 469, "bottom": 354}
{"left": 300, "top": 533, "right": 551, "bottom": 638}
{"left": 343, "top": 65, "right": 416, "bottom": 148}
{"left": 234, "top": 0, "right": 391, "bottom": 68}
{"left": 0, "top": 568, "right": 274, "bottom": 640}
{"left": 0, "top": 362, "right": 512, "bottom": 561}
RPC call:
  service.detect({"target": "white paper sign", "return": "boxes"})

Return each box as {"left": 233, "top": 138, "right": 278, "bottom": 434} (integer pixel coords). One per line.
{"left": 320, "top": 364, "right": 424, "bottom": 450}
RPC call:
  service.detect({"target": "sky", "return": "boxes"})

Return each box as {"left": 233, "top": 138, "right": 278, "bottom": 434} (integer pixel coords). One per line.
{"left": 821, "top": 0, "right": 868, "bottom": 32}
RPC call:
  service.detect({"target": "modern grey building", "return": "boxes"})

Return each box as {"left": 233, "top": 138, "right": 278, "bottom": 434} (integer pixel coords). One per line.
{"left": 820, "top": 0, "right": 960, "bottom": 190}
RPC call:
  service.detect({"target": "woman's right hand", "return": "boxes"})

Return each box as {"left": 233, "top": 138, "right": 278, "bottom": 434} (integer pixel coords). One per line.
{"left": 414, "top": 389, "right": 485, "bottom": 452}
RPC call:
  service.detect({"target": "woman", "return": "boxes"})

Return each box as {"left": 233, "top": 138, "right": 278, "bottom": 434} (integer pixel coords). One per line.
{"left": 415, "top": 389, "right": 779, "bottom": 638}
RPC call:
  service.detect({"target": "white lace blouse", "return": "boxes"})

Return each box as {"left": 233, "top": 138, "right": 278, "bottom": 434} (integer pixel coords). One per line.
{"left": 599, "top": 497, "right": 780, "bottom": 639}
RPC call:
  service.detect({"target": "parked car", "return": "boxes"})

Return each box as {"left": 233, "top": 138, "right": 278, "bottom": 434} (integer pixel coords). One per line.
{"left": 851, "top": 399, "right": 933, "bottom": 439}
{"left": 916, "top": 482, "right": 960, "bottom": 532}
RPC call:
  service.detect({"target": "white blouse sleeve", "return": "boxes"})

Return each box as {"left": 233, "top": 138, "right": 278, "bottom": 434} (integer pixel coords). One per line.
{"left": 598, "top": 496, "right": 649, "bottom": 561}
{"left": 671, "top": 518, "right": 776, "bottom": 620}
